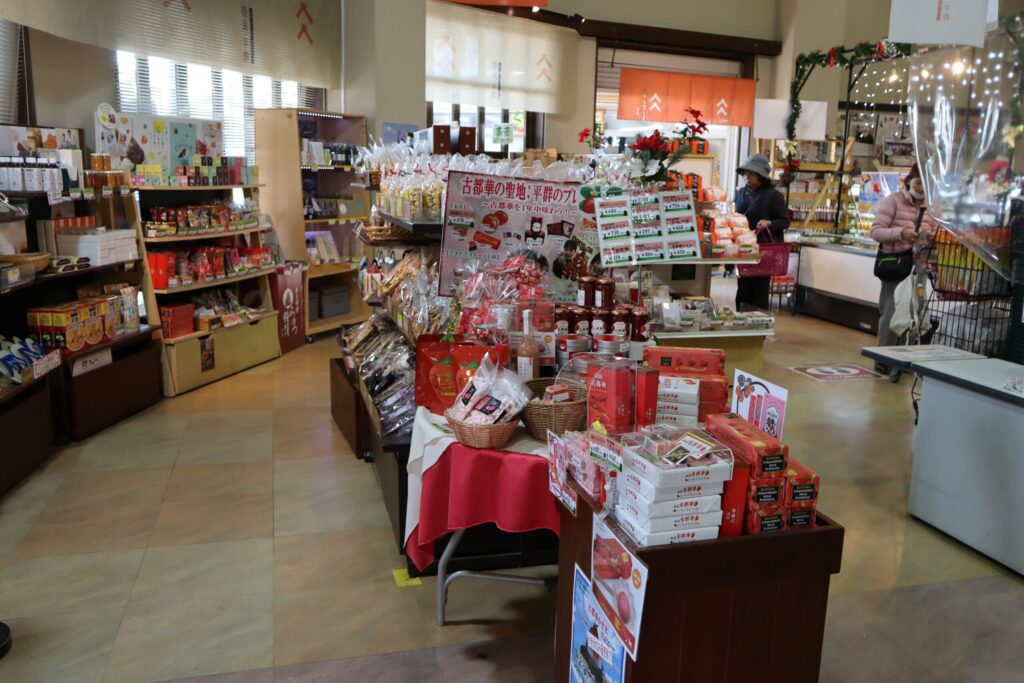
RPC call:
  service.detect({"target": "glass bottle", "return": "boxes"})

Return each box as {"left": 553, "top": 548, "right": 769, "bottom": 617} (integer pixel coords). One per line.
{"left": 516, "top": 309, "right": 540, "bottom": 380}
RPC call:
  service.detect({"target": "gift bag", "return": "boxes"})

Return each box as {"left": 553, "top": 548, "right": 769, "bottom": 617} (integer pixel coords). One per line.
{"left": 414, "top": 335, "right": 509, "bottom": 415}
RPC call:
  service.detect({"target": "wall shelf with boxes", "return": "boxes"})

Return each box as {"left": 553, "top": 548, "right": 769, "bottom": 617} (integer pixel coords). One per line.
{"left": 1, "top": 169, "right": 161, "bottom": 492}
{"left": 255, "top": 108, "right": 372, "bottom": 339}
{"left": 129, "top": 183, "right": 283, "bottom": 397}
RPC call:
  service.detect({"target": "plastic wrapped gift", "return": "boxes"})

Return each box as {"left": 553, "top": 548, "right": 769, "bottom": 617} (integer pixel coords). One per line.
{"left": 907, "top": 18, "right": 1024, "bottom": 282}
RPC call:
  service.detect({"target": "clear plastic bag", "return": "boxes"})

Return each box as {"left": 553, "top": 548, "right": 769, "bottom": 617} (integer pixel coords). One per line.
{"left": 907, "top": 22, "right": 1023, "bottom": 282}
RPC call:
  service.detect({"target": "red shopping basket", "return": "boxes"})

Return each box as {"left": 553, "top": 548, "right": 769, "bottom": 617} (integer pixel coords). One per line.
{"left": 738, "top": 242, "right": 790, "bottom": 277}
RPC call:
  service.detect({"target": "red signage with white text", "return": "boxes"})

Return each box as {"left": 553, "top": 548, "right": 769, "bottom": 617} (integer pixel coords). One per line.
{"left": 618, "top": 68, "right": 757, "bottom": 127}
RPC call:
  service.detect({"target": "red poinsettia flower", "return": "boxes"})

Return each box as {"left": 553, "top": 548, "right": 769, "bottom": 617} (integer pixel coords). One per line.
{"left": 578, "top": 128, "right": 593, "bottom": 143}
{"left": 629, "top": 130, "right": 668, "bottom": 153}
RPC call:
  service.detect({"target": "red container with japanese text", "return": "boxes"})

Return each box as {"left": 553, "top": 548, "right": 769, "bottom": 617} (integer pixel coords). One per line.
{"left": 586, "top": 363, "right": 634, "bottom": 434}
{"left": 705, "top": 413, "right": 789, "bottom": 479}
{"left": 745, "top": 502, "right": 786, "bottom": 534}
{"left": 634, "top": 367, "right": 659, "bottom": 427}
{"left": 643, "top": 346, "right": 726, "bottom": 376}
{"left": 784, "top": 458, "right": 820, "bottom": 510}
{"left": 720, "top": 454, "right": 750, "bottom": 538}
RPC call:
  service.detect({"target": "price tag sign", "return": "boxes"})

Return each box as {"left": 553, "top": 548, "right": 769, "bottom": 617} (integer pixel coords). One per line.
{"left": 71, "top": 347, "right": 112, "bottom": 377}
{"left": 119, "top": 186, "right": 132, "bottom": 196}
{"left": 32, "top": 350, "right": 61, "bottom": 379}
{"left": 82, "top": 188, "right": 95, "bottom": 200}
{"left": 101, "top": 186, "right": 113, "bottom": 198}
{"left": 69, "top": 188, "right": 83, "bottom": 200}
{"left": 492, "top": 122, "right": 514, "bottom": 145}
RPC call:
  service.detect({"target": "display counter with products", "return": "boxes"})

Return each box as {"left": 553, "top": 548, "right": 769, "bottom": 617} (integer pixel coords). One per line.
{"left": 795, "top": 240, "right": 880, "bottom": 333}
{"left": 910, "top": 358, "right": 1024, "bottom": 574}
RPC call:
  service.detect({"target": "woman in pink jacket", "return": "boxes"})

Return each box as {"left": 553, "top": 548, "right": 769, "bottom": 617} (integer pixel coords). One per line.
{"left": 870, "top": 165, "right": 937, "bottom": 358}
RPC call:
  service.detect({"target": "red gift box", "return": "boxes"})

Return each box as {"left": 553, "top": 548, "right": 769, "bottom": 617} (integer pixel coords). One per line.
{"left": 720, "top": 455, "right": 750, "bottom": 538}
{"left": 784, "top": 458, "right": 820, "bottom": 509}
{"left": 159, "top": 304, "right": 194, "bottom": 339}
{"left": 643, "top": 346, "right": 725, "bottom": 376}
{"left": 698, "top": 401, "right": 727, "bottom": 424}
{"left": 786, "top": 507, "right": 816, "bottom": 529}
{"left": 706, "top": 413, "right": 789, "bottom": 478}
{"left": 587, "top": 364, "right": 635, "bottom": 434}
{"left": 634, "top": 367, "right": 659, "bottom": 427}
{"left": 745, "top": 502, "right": 786, "bottom": 534}
{"left": 748, "top": 476, "right": 784, "bottom": 505}
{"left": 697, "top": 375, "right": 729, "bottom": 404}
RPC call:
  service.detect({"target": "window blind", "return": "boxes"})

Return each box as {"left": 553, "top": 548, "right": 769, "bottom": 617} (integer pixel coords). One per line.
{"left": 425, "top": 0, "right": 576, "bottom": 115}
{"left": 0, "top": 20, "right": 23, "bottom": 124}
{"left": 115, "top": 51, "right": 324, "bottom": 164}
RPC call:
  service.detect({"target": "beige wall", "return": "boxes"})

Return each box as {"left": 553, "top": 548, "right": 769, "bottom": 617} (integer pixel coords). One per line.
{"left": 343, "top": 0, "right": 425, "bottom": 138}
{"left": 544, "top": 37, "right": 597, "bottom": 154}
{"left": 29, "top": 29, "right": 116, "bottom": 149}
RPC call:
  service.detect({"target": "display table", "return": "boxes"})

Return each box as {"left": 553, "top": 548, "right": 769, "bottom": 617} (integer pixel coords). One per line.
{"left": 796, "top": 241, "right": 880, "bottom": 333}
{"left": 861, "top": 344, "right": 984, "bottom": 372}
{"left": 654, "top": 328, "right": 774, "bottom": 377}
{"left": 910, "top": 358, "right": 1024, "bottom": 573}
{"left": 555, "top": 483, "right": 844, "bottom": 682}
{"left": 404, "top": 408, "right": 560, "bottom": 623}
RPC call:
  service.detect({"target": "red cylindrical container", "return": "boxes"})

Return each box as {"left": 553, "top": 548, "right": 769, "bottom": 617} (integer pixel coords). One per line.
{"left": 590, "top": 309, "right": 611, "bottom": 336}
{"left": 630, "top": 307, "right": 651, "bottom": 341}
{"left": 595, "top": 277, "right": 616, "bottom": 309}
{"left": 571, "top": 306, "right": 591, "bottom": 336}
{"left": 554, "top": 306, "right": 571, "bottom": 336}
{"left": 611, "top": 308, "right": 631, "bottom": 338}
{"left": 577, "top": 276, "right": 596, "bottom": 307}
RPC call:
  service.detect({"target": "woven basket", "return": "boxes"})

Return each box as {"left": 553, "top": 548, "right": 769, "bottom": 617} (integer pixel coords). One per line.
{"left": 521, "top": 378, "right": 588, "bottom": 441}
{"left": 0, "top": 252, "right": 50, "bottom": 274}
{"left": 445, "top": 410, "right": 520, "bottom": 449}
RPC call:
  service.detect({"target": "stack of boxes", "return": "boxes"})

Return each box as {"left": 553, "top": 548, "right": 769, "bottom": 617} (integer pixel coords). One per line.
{"left": 586, "top": 361, "right": 659, "bottom": 434}
{"left": 614, "top": 428, "right": 734, "bottom": 547}
{"left": 159, "top": 304, "right": 195, "bottom": 340}
{"left": 146, "top": 156, "right": 258, "bottom": 188}
{"left": 706, "top": 413, "right": 818, "bottom": 534}
{"left": 643, "top": 347, "right": 730, "bottom": 424}
{"left": 55, "top": 229, "right": 139, "bottom": 266}
{"left": 27, "top": 294, "right": 121, "bottom": 354}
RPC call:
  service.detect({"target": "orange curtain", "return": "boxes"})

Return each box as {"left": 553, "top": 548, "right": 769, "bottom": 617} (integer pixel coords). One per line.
{"left": 618, "top": 68, "right": 757, "bottom": 127}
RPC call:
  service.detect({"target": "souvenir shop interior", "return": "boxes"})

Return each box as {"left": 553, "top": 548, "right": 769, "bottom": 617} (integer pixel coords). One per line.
{"left": 0, "top": 1, "right": 1021, "bottom": 682}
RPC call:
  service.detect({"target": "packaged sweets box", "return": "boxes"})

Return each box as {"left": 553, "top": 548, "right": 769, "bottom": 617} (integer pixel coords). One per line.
{"left": 620, "top": 428, "right": 734, "bottom": 488}
{"left": 616, "top": 506, "right": 723, "bottom": 533}
{"left": 706, "top": 412, "right": 788, "bottom": 478}
{"left": 614, "top": 508, "right": 720, "bottom": 547}
{"left": 619, "top": 492, "right": 722, "bottom": 520}
{"left": 620, "top": 474, "right": 723, "bottom": 503}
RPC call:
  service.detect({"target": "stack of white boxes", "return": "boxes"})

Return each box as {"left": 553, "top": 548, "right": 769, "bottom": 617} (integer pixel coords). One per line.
{"left": 614, "top": 429, "right": 734, "bottom": 547}
{"left": 55, "top": 229, "right": 139, "bottom": 266}
{"left": 655, "top": 376, "right": 700, "bottom": 428}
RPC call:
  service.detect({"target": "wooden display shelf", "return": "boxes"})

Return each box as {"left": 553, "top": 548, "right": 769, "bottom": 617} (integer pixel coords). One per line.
{"left": 356, "top": 230, "right": 440, "bottom": 248}
{"left": 304, "top": 216, "right": 368, "bottom": 224}
{"left": 0, "top": 372, "right": 46, "bottom": 408}
{"left": 300, "top": 165, "right": 355, "bottom": 171}
{"left": 307, "top": 311, "right": 365, "bottom": 335}
{"left": 654, "top": 327, "right": 775, "bottom": 340}
{"left": 143, "top": 225, "right": 266, "bottom": 243}
{"left": 555, "top": 484, "right": 844, "bottom": 682}
{"left": 0, "top": 260, "right": 139, "bottom": 297}
{"left": 308, "top": 262, "right": 357, "bottom": 278}
{"left": 160, "top": 312, "right": 276, "bottom": 345}
{"left": 131, "top": 184, "right": 262, "bottom": 191}
{"left": 378, "top": 211, "right": 443, "bottom": 231}
{"left": 61, "top": 325, "right": 156, "bottom": 362}
{"left": 151, "top": 267, "right": 277, "bottom": 295}
{"left": 162, "top": 312, "right": 280, "bottom": 396}
{"left": 775, "top": 162, "right": 845, "bottom": 173}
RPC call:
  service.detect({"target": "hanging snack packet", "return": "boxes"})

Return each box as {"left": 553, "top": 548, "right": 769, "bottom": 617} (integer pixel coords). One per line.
{"left": 449, "top": 352, "right": 499, "bottom": 421}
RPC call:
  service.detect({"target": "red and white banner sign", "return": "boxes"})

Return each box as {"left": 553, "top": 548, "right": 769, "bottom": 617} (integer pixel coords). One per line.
{"left": 617, "top": 68, "right": 757, "bottom": 127}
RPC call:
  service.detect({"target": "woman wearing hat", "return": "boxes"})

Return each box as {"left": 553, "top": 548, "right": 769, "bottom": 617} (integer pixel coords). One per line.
{"left": 734, "top": 154, "right": 790, "bottom": 309}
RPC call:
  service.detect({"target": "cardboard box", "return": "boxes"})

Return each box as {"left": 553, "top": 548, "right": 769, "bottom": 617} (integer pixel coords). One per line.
{"left": 614, "top": 508, "right": 720, "bottom": 547}
{"left": 643, "top": 346, "right": 726, "bottom": 376}
{"left": 745, "top": 503, "right": 786, "bottom": 534}
{"left": 656, "top": 401, "right": 698, "bottom": 418}
{"left": 620, "top": 475, "right": 723, "bottom": 504}
{"left": 706, "top": 413, "right": 789, "bottom": 478}
{"left": 622, "top": 434, "right": 733, "bottom": 488}
{"left": 587, "top": 363, "right": 635, "bottom": 434}
{"left": 785, "top": 458, "right": 820, "bottom": 509}
{"left": 720, "top": 455, "right": 750, "bottom": 538}
{"left": 620, "top": 492, "right": 722, "bottom": 520}
{"left": 657, "top": 375, "right": 700, "bottom": 404}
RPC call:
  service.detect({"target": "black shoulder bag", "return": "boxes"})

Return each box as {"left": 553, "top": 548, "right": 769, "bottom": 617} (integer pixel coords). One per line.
{"left": 873, "top": 207, "right": 925, "bottom": 282}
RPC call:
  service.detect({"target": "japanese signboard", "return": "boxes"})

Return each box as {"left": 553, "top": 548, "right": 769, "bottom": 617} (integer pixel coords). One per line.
{"left": 439, "top": 171, "right": 582, "bottom": 297}
{"left": 617, "top": 69, "right": 756, "bottom": 126}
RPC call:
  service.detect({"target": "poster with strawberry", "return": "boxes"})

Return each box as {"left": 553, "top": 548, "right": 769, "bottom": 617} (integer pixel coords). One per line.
{"left": 439, "top": 172, "right": 582, "bottom": 297}
{"left": 591, "top": 515, "right": 648, "bottom": 660}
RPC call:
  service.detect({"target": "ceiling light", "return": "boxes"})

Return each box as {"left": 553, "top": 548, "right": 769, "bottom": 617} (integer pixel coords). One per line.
{"left": 888, "top": 71, "right": 900, "bottom": 82}
{"left": 531, "top": 5, "right": 540, "bottom": 12}
{"left": 951, "top": 60, "right": 965, "bottom": 75}
{"left": 921, "top": 68, "right": 930, "bottom": 79}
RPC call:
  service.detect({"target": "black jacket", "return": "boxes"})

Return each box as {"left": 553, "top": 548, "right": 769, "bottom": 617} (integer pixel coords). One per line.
{"left": 735, "top": 184, "right": 790, "bottom": 243}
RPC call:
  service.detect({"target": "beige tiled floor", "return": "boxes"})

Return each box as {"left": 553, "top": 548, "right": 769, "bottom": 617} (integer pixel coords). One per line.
{"left": 0, "top": 308, "right": 1019, "bottom": 682}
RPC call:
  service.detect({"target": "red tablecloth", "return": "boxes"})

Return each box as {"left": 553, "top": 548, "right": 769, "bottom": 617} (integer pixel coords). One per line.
{"left": 405, "top": 442, "right": 561, "bottom": 571}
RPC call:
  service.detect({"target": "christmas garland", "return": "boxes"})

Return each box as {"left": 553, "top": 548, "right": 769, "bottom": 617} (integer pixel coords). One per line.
{"left": 783, "top": 39, "right": 913, "bottom": 186}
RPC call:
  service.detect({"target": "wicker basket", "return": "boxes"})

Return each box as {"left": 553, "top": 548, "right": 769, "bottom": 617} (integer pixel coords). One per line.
{"left": 521, "top": 378, "right": 588, "bottom": 441}
{"left": 445, "top": 410, "right": 520, "bottom": 449}
{"left": 0, "top": 252, "right": 50, "bottom": 274}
